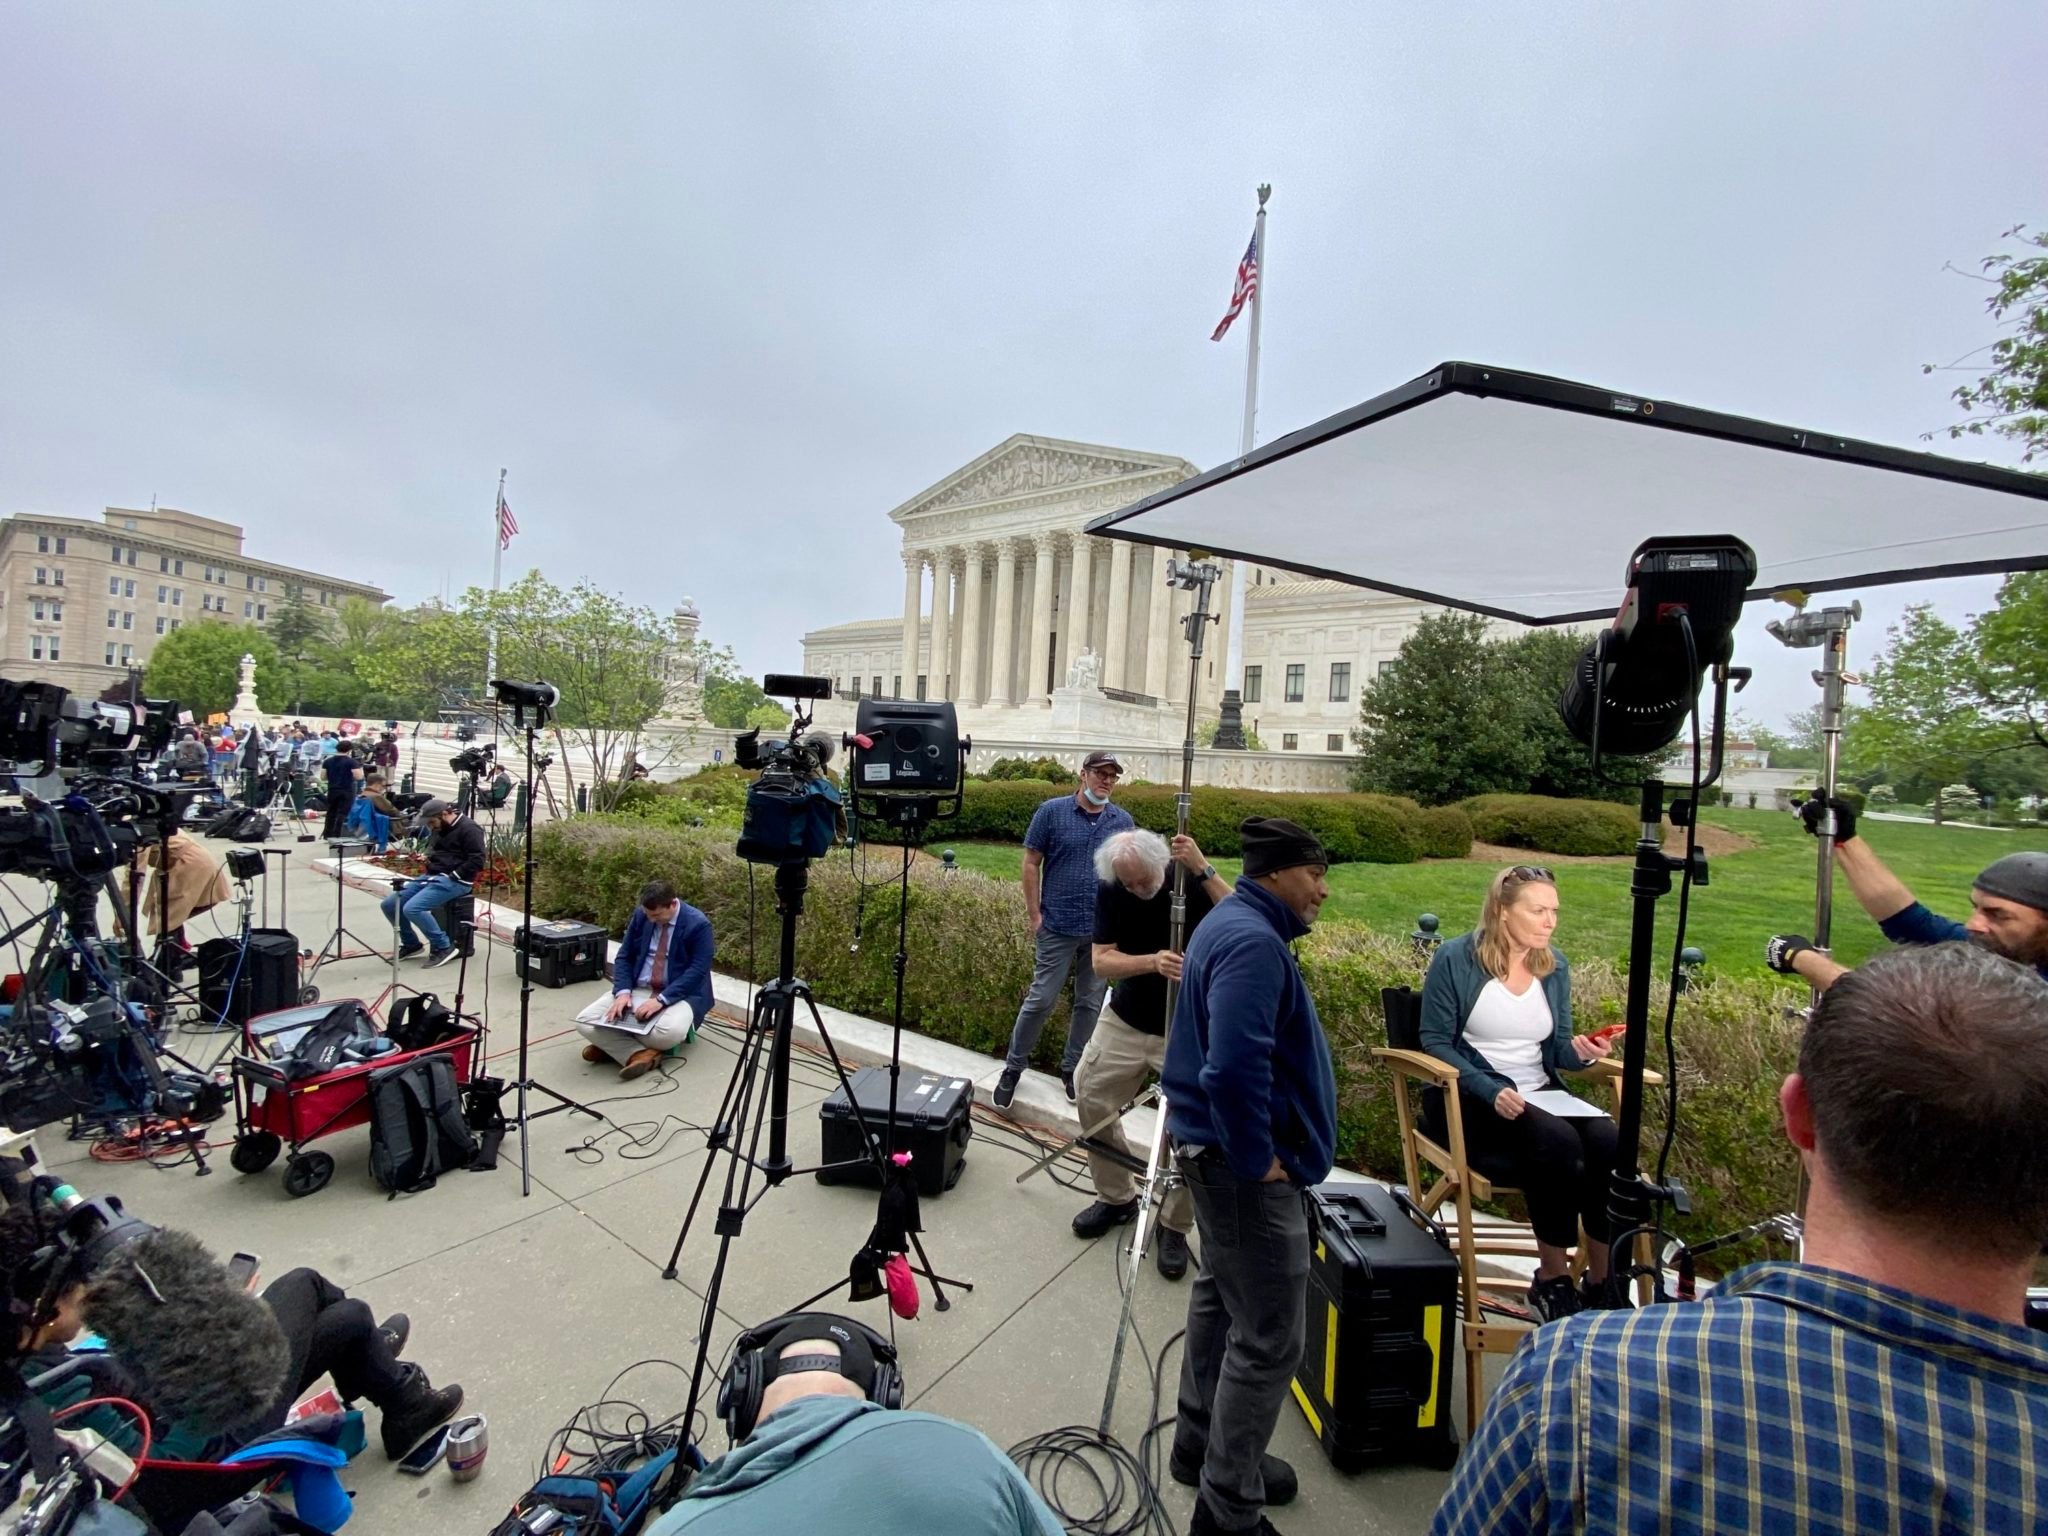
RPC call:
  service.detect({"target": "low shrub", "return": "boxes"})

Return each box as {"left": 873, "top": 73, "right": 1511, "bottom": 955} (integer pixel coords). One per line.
{"left": 533, "top": 820, "right": 1804, "bottom": 1248}
{"left": 1415, "top": 805, "right": 1474, "bottom": 859}
{"left": 1458, "top": 793, "right": 1636, "bottom": 856}
{"left": 1866, "top": 783, "right": 1897, "bottom": 806}
{"left": 982, "top": 756, "right": 1076, "bottom": 784}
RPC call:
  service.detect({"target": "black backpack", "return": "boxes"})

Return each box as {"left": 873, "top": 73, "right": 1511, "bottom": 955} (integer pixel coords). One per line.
{"left": 277, "top": 1002, "right": 380, "bottom": 1081}
{"left": 368, "top": 1053, "right": 478, "bottom": 1196}
{"left": 385, "top": 993, "right": 460, "bottom": 1055}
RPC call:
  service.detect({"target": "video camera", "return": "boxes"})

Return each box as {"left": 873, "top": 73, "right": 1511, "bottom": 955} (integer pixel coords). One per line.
{"left": 734, "top": 676, "right": 842, "bottom": 867}
{"left": 0, "top": 681, "right": 178, "bottom": 792}
{"left": 449, "top": 741, "right": 497, "bottom": 777}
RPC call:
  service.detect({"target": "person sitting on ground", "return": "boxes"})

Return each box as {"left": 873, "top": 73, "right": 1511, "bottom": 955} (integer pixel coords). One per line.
{"left": 574, "top": 879, "right": 713, "bottom": 1081}
{"left": 3, "top": 1203, "right": 464, "bottom": 1461}
{"left": 1433, "top": 942, "right": 2048, "bottom": 1536}
{"left": 1069, "top": 828, "right": 1229, "bottom": 1282}
{"left": 379, "top": 797, "right": 485, "bottom": 969}
{"left": 1766, "top": 796, "right": 2048, "bottom": 987}
{"left": 1418, "top": 865, "right": 1617, "bottom": 1322}
{"left": 647, "top": 1314, "right": 1061, "bottom": 1535}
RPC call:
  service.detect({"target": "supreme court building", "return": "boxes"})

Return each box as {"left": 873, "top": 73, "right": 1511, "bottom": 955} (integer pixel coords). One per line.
{"left": 801, "top": 433, "right": 1465, "bottom": 782}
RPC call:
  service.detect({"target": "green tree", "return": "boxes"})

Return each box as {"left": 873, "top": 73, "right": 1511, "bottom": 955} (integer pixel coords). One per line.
{"left": 1972, "top": 571, "right": 2048, "bottom": 751}
{"left": 745, "top": 701, "right": 792, "bottom": 732}
{"left": 1494, "top": 627, "right": 1655, "bottom": 801}
{"left": 355, "top": 602, "right": 489, "bottom": 718}
{"left": 1847, "top": 605, "right": 1993, "bottom": 822}
{"left": 1926, "top": 225, "right": 2048, "bottom": 462}
{"left": 702, "top": 668, "right": 777, "bottom": 729}
{"left": 143, "top": 621, "right": 288, "bottom": 718}
{"left": 263, "top": 589, "right": 332, "bottom": 711}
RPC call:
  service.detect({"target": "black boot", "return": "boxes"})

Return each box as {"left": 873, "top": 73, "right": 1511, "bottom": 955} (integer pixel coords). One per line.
{"left": 1071, "top": 1198, "right": 1140, "bottom": 1238}
{"left": 380, "top": 1362, "right": 464, "bottom": 1458}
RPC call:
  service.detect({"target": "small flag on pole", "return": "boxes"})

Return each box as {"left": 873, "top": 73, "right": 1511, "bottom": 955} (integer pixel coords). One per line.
{"left": 1210, "top": 230, "right": 1260, "bottom": 342}
{"left": 496, "top": 493, "right": 518, "bottom": 549}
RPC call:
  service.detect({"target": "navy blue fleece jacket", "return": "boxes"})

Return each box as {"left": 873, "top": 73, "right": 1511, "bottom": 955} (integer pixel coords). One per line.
{"left": 1160, "top": 877, "right": 1337, "bottom": 1184}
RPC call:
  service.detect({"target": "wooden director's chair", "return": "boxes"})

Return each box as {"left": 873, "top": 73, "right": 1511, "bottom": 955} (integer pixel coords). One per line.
{"left": 1374, "top": 984, "right": 1660, "bottom": 1437}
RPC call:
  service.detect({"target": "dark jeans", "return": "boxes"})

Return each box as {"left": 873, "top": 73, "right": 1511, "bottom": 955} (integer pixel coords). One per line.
{"left": 1003, "top": 928, "right": 1106, "bottom": 1075}
{"left": 321, "top": 790, "right": 356, "bottom": 842}
{"left": 1173, "top": 1152, "right": 1312, "bottom": 1531}
{"left": 254, "top": 1268, "right": 408, "bottom": 1434}
{"left": 1458, "top": 1092, "right": 1618, "bottom": 1248}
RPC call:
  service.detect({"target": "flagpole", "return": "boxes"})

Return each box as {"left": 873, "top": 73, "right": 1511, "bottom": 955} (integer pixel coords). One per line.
{"left": 1220, "top": 183, "right": 1269, "bottom": 735}
{"left": 487, "top": 467, "right": 505, "bottom": 691}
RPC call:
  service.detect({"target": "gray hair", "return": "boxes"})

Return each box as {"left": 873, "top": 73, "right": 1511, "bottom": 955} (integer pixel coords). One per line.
{"left": 1095, "top": 828, "right": 1170, "bottom": 884}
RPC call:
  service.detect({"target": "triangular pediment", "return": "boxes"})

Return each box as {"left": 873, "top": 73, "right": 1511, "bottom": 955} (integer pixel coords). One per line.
{"left": 889, "top": 434, "right": 1195, "bottom": 523}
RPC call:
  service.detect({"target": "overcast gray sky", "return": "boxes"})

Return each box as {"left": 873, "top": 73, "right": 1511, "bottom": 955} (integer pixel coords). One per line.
{"left": 4, "top": 3, "right": 2042, "bottom": 729}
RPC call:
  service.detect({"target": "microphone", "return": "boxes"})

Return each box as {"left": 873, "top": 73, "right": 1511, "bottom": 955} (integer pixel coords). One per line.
{"left": 85, "top": 1229, "right": 290, "bottom": 1435}
{"left": 803, "top": 732, "right": 837, "bottom": 769}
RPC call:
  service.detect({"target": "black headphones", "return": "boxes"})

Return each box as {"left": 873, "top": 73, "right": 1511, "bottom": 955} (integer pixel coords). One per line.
{"left": 717, "top": 1312, "right": 902, "bottom": 1444}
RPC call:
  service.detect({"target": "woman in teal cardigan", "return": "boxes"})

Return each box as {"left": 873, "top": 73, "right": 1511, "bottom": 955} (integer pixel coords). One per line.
{"left": 1418, "top": 865, "right": 1619, "bottom": 1321}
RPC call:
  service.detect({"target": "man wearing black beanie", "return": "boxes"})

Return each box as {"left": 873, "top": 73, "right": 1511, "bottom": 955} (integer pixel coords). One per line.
{"left": 1158, "top": 817, "right": 1338, "bottom": 1536}
{"left": 1767, "top": 796, "right": 2048, "bottom": 989}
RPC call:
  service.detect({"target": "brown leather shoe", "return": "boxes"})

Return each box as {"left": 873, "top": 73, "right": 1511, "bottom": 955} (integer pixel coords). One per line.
{"left": 581, "top": 1043, "right": 607, "bottom": 1064}
{"left": 619, "top": 1048, "right": 661, "bottom": 1081}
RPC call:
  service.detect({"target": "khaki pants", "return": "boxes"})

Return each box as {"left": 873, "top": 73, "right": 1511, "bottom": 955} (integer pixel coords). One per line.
{"left": 575, "top": 990, "right": 698, "bottom": 1065}
{"left": 1075, "top": 1002, "right": 1193, "bottom": 1235}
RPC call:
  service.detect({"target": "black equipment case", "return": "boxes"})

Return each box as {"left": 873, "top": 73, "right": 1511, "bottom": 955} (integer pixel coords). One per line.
{"left": 816, "top": 1066, "right": 972, "bottom": 1198}
{"left": 513, "top": 920, "right": 608, "bottom": 988}
{"left": 1293, "top": 1181, "right": 1460, "bottom": 1471}
{"left": 198, "top": 929, "right": 301, "bottom": 1026}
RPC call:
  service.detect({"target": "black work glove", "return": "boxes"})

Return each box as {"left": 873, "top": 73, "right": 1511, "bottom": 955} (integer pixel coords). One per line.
{"left": 1765, "top": 934, "right": 1817, "bottom": 975}
{"left": 1797, "top": 795, "right": 1856, "bottom": 843}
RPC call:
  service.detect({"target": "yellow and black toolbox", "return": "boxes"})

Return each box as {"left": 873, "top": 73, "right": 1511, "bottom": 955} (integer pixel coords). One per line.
{"left": 1292, "top": 1181, "right": 1460, "bottom": 1471}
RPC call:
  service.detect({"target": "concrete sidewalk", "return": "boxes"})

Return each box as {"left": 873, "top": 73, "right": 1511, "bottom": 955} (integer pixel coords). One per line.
{"left": 24, "top": 842, "right": 1467, "bottom": 1533}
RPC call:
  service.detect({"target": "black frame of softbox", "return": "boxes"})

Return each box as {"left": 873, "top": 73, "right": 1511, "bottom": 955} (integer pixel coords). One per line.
{"left": 1086, "top": 361, "right": 2048, "bottom": 624}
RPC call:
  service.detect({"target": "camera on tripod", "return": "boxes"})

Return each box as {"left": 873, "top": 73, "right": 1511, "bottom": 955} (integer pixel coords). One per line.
{"left": 449, "top": 741, "right": 497, "bottom": 777}
{"left": 734, "top": 676, "right": 842, "bottom": 867}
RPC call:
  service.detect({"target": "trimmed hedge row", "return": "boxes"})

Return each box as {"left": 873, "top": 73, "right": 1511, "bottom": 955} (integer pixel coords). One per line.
{"left": 1458, "top": 793, "right": 1637, "bottom": 856}
{"left": 533, "top": 820, "right": 1803, "bottom": 1250}
{"left": 1415, "top": 805, "right": 1475, "bottom": 860}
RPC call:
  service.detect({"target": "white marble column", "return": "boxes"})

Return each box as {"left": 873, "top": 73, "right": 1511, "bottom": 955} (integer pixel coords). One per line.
{"left": 958, "top": 543, "right": 987, "bottom": 705}
{"left": 1204, "top": 559, "right": 1232, "bottom": 708}
{"left": 1166, "top": 582, "right": 1191, "bottom": 704}
{"left": 1068, "top": 534, "right": 1095, "bottom": 677}
{"left": 899, "top": 551, "right": 924, "bottom": 700}
{"left": 1028, "top": 532, "right": 1058, "bottom": 705}
{"left": 928, "top": 547, "right": 953, "bottom": 701}
{"left": 1103, "top": 538, "right": 1132, "bottom": 692}
{"left": 947, "top": 556, "right": 965, "bottom": 702}
{"left": 988, "top": 540, "right": 1020, "bottom": 707}
{"left": 1144, "top": 548, "right": 1175, "bottom": 698}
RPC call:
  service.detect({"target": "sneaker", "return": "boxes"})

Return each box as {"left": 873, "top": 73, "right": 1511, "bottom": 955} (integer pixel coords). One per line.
{"left": 378, "top": 1313, "right": 410, "bottom": 1355}
{"left": 1061, "top": 1067, "right": 1077, "bottom": 1102}
{"left": 1155, "top": 1226, "right": 1191, "bottom": 1281}
{"left": 1071, "top": 1198, "right": 1140, "bottom": 1239}
{"left": 1174, "top": 1447, "right": 1298, "bottom": 1508}
{"left": 1580, "top": 1275, "right": 1630, "bottom": 1311}
{"left": 1527, "top": 1273, "right": 1584, "bottom": 1323}
{"left": 397, "top": 944, "right": 424, "bottom": 960}
{"left": 422, "top": 947, "right": 460, "bottom": 970}
{"left": 1190, "top": 1503, "right": 1284, "bottom": 1536}
{"left": 379, "top": 1364, "right": 464, "bottom": 1459}
{"left": 991, "top": 1068, "right": 1021, "bottom": 1110}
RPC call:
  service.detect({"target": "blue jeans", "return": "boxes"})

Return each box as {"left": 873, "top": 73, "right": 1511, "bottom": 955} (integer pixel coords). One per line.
{"left": 380, "top": 873, "right": 470, "bottom": 953}
{"left": 1003, "top": 928, "right": 1106, "bottom": 1075}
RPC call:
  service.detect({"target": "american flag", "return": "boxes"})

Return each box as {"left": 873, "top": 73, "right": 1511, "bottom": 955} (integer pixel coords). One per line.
{"left": 496, "top": 493, "right": 518, "bottom": 549}
{"left": 1210, "top": 229, "right": 1260, "bottom": 341}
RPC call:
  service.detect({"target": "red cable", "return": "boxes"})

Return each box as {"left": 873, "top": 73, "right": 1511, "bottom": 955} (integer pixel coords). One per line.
{"left": 51, "top": 1394, "right": 153, "bottom": 1498}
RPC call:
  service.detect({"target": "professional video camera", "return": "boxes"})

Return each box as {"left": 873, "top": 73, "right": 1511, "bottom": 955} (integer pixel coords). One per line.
{"left": 0, "top": 680, "right": 178, "bottom": 794}
{"left": 448, "top": 740, "right": 497, "bottom": 777}
{"left": 734, "top": 676, "right": 842, "bottom": 867}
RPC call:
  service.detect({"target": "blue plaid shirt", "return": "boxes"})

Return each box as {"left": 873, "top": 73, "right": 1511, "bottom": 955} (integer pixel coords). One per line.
{"left": 1024, "top": 793, "right": 1133, "bottom": 936}
{"left": 1433, "top": 1262, "right": 2048, "bottom": 1536}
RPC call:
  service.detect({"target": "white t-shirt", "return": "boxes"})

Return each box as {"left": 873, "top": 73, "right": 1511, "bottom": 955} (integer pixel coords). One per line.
{"left": 1464, "top": 978, "right": 1554, "bottom": 1096}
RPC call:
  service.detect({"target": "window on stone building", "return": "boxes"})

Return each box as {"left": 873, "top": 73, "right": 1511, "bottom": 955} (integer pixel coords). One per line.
{"left": 123, "top": 580, "right": 134, "bottom": 599}
{"left": 155, "top": 617, "right": 166, "bottom": 635}
{"left": 54, "top": 538, "right": 65, "bottom": 555}
{"left": 893, "top": 674, "right": 902, "bottom": 699}
{"left": 871, "top": 676, "right": 882, "bottom": 698}
{"left": 33, "top": 568, "right": 46, "bottom": 586}
{"left": 173, "top": 559, "right": 183, "bottom": 576}
{"left": 243, "top": 601, "right": 253, "bottom": 618}
{"left": 1326, "top": 734, "right": 1344, "bottom": 752}
{"left": 29, "top": 637, "right": 43, "bottom": 661}
{"left": 35, "top": 535, "right": 48, "bottom": 553}
{"left": 104, "top": 645, "right": 116, "bottom": 667}
{"left": 1328, "top": 663, "right": 1350, "bottom": 702}
{"left": 52, "top": 569, "right": 63, "bottom": 587}
{"left": 257, "top": 603, "right": 265, "bottom": 620}
{"left": 121, "top": 612, "right": 133, "bottom": 631}
{"left": 1243, "top": 665, "right": 1262, "bottom": 703}
{"left": 119, "top": 644, "right": 132, "bottom": 664}
{"left": 106, "top": 610, "right": 116, "bottom": 629}
{"left": 1282, "top": 733, "right": 1298, "bottom": 751}
{"left": 47, "top": 639, "right": 58, "bottom": 662}
{"left": 1284, "top": 664, "right": 1304, "bottom": 702}
{"left": 157, "top": 585, "right": 168, "bottom": 603}
{"left": 916, "top": 674, "right": 927, "bottom": 701}
{"left": 172, "top": 589, "right": 182, "bottom": 606}
{"left": 108, "top": 577, "right": 120, "bottom": 595}
{"left": 160, "top": 555, "right": 169, "bottom": 572}
{"left": 1378, "top": 660, "right": 1396, "bottom": 679}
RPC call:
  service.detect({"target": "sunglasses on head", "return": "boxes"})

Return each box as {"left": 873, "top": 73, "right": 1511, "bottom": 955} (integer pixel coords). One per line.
{"left": 1508, "top": 865, "right": 1554, "bottom": 883}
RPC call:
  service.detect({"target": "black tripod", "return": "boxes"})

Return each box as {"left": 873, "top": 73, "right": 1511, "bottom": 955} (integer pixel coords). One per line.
{"left": 502, "top": 708, "right": 602, "bottom": 1196}
{"left": 661, "top": 850, "right": 972, "bottom": 1428}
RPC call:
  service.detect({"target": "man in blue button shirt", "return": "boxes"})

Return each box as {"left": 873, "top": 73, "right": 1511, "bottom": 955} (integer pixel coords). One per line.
{"left": 991, "top": 750, "right": 1134, "bottom": 1110}
{"left": 1765, "top": 795, "right": 2048, "bottom": 988}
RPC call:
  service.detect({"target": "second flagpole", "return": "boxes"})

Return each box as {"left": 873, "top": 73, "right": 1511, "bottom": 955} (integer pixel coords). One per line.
{"left": 487, "top": 467, "right": 505, "bottom": 691}
{"left": 1220, "top": 183, "right": 1269, "bottom": 736}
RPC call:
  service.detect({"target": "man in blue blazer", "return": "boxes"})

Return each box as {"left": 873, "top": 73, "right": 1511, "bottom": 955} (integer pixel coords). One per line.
{"left": 574, "top": 879, "right": 716, "bottom": 1080}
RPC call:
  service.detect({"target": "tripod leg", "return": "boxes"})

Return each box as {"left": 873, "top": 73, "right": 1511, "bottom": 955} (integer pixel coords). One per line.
{"left": 660, "top": 985, "right": 781, "bottom": 1278}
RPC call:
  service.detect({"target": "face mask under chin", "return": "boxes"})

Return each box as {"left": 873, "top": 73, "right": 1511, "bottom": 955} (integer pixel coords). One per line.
{"left": 1082, "top": 787, "right": 1109, "bottom": 806}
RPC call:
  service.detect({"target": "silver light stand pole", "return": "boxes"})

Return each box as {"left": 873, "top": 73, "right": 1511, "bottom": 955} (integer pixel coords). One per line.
{"left": 1097, "top": 552, "right": 1220, "bottom": 1435}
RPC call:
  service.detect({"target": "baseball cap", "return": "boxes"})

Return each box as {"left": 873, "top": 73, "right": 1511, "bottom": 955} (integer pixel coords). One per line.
{"left": 1080, "top": 750, "right": 1124, "bottom": 774}
{"left": 418, "top": 798, "right": 454, "bottom": 820}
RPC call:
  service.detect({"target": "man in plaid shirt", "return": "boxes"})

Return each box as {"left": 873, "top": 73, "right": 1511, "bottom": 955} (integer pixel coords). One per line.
{"left": 1433, "top": 942, "right": 2048, "bottom": 1536}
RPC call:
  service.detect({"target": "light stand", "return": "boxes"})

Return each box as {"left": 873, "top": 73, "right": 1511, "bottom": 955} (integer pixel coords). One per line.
{"left": 1095, "top": 552, "right": 1218, "bottom": 1434}
{"left": 306, "top": 838, "right": 386, "bottom": 982}
{"left": 497, "top": 691, "right": 603, "bottom": 1196}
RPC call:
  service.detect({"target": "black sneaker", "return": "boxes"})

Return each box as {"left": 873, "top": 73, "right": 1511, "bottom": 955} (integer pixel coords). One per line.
{"left": 1071, "top": 1198, "right": 1140, "bottom": 1239}
{"left": 991, "top": 1067, "right": 1021, "bottom": 1110}
{"left": 1154, "top": 1226, "right": 1191, "bottom": 1281}
{"left": 1175, "top": 1448, "right": 1298, "bottom": 1508}
{"left": 1527, "top": 1272, "right": 1585, "bottom": 1323}
{"left": 1061, "top": 1067, "right": 1077, "bottom": 1102}
{"left": 397, "top": 945, "right": 424, "bottom": 961}
{"left": 1579, "top": 1275, "right": 1630, "bottom": 1311}
{"left": 423, "top": 947, "right": 460, "bottom": 970}
{"left": 378, "top": 1312, "right": 411, "bottom": 1355}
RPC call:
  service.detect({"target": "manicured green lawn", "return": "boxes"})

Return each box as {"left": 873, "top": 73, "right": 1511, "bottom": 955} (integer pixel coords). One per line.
{"left": 927, "top": 809, "right": 2048, "bottom": 974}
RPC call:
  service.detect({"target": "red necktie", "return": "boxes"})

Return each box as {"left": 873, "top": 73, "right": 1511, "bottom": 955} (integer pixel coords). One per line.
{"left": 650, "top": 922, "right": 669, "bottom": 991}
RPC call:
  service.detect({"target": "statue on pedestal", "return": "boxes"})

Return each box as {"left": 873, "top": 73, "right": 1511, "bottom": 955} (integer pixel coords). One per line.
{"left": 230, "top": 651, "right": 264, "bottom": 722}
{"left": 1065, "top": 645, "right": 1102, "bottom": 693}
{"left": 655, "top": 598, "right": 708, "bottom": 725}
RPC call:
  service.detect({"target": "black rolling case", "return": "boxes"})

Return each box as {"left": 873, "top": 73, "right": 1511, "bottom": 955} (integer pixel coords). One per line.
{"left": 815, "top": 1066, "right": 972, "bottom": 1198}
{"left": 197, "top": 928, "right": 301, "bottom": 1026}
{"left": 513, "top": 920, "right": 607, "bottom": 988}
{"left": 1293, "top": 1181, "right": 1460, "bottom": 1471}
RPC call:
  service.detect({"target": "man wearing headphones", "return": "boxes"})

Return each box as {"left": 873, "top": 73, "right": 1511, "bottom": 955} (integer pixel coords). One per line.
{"left": 647, "top": 1312, "right": 1061, "bottom": 1535}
